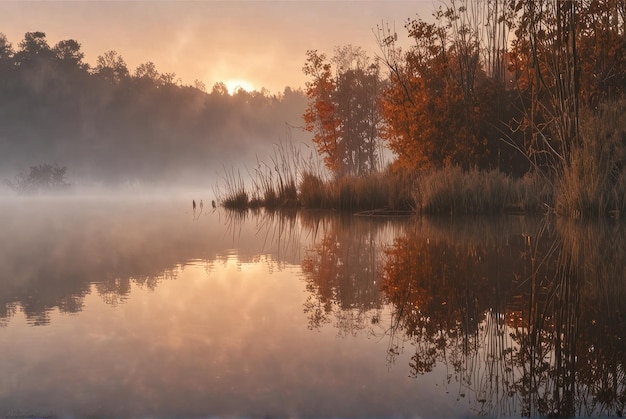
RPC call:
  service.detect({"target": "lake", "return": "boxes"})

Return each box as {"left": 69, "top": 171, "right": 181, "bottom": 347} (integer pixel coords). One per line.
{"left": 0, "top": 196, "right": 624, "bottom": 418}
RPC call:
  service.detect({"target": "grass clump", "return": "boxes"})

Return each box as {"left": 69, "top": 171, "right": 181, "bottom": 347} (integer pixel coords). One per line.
{"left": 298, "top": 169, "right": 414, "bottom": 212}
{"left": 415, "top": 166, "right": 520, "bottom": 215}
{"left": 223, "top": 190, "right": 249, "bottom": 209}
{"left": 217, "top": 140, "right": 305, "bottom": 211}
{"left": 219, "top": 167, "right": 250, "bottom": 210}
{"left": 516, "top": 170, "right": 554, "bottom": 213}
{"left": 555, "top": 99, "right": 626, "bottom": 218}
{"left": 334, "top": 173, "right": 393, "bottom": 211}
{"left": 299, "top": 171, "right": 327, "bottom": 208}
{"left": 219, "top": 157, "right": 558, "bottom": 215}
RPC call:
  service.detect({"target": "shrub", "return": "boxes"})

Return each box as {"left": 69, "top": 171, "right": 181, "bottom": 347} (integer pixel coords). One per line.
{"left": 5, "top": 163, "right": 70, "bottom": 194}
{"left": 415, "top": 166, "right": 518, "bottom": 215}
{"left": 556, "top": 99, "right": 626, "bottom": 218}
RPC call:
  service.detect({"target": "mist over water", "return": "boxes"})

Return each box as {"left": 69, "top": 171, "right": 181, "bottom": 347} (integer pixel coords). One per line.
{"left": 1, "top": 197, "right": 625, "bottom": 418}
{"left": 0, "top": 30, "right": 311, "bottom": 191}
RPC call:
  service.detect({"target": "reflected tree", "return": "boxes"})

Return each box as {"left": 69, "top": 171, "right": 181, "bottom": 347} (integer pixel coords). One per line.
{"left": 0, "top": 202, "right": 210, "bottom": 326}
{"left": 301, "top": 214, "right": 390, "bottom": 335}
{"left": 509, "top": 219, "right": 626, "bottom": 417}
{"left": 380, "top": 218, "right": 521, "bottom": 379}
{"left": 379, "top": 216, "right": 626, "bottom": 417}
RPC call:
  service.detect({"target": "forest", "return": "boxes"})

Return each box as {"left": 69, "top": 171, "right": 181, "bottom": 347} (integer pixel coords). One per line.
{"left": 2, "top": 0, "right": 626, "bottom": 218}
{"left": 297, "top": 0, "right": 626, "bottom": 218}
{"left": 0, "top": 31, "right": 308, "bottom": 190}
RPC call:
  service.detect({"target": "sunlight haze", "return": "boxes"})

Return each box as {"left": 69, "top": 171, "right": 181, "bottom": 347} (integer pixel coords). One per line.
{"left": 0, "top": 0, "right": 433, "bottom": 93}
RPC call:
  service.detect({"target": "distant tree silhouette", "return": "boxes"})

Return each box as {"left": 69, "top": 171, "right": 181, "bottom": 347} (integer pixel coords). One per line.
{"left": 54, "top": 39, "right": 88, "bottom": 71}
{"left": 94, "top": 50, "right": 129, "bottom": 83}
{"left": 14, "top": 31, "right": 53, "bottom": 67}
{"left": 5, "top": 164, "right": 70, "bottom": 194}
{"left": 0, "top": 31, "right": 309, "bottom": 187}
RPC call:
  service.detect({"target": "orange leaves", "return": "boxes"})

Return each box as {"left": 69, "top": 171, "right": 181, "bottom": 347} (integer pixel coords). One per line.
{"left": 303, "top": 50, "right": 343, "bottom": 174}
{"left": 380, "top": 49, "right": 488, "bottom": 172}
{"left": 303, "top": 47, "right": 383, "bottom": 177}
{"left": 378, "top": 12, "right": 507, "bottom": 173}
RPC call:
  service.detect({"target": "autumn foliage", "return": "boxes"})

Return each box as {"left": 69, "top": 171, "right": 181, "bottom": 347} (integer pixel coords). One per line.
{"left": 302, "top": 0, "right": 626, "bottom": 198}
{"left": 303, "top": 47, "right": 383, "bottom": 177}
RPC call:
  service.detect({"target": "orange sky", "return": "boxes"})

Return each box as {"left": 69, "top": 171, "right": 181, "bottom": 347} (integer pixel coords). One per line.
{"left": 0, "top": 1, "right": 434, "bottom": 93}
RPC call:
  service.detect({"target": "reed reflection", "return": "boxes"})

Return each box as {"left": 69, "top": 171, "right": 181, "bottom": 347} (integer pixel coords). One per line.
{"left": 300, "top": 213, "right": 402, "bottom": 335}
{"left": 220, "top": 207, "right": 305, "bottom": 267}
{"left": 380, "top": 216, "right": 626, "bottom": 417}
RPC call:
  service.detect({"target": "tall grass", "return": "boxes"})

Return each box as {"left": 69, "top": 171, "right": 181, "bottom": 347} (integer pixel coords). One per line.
{"left": 414, "top": 166, "right": 519, "bottom": 215}
{"left": 219, "top": 153, "right": 555, "bottom": 215}
{"left": 299, "top": 168, "right": 414, "bottom": 212}
{"left": 556, "top": 99, "right": 626, "bottom": 218}
{"left": 218, "top": 141, "right": 303, "bottom": 210}
{"left": 299, "top": 171, "right": 328, "bottom": 208}
{"left": 218, "top": 166, "right": 249, "bottom": 210}
{"left": 218, "top": 137, "right": 414, "bottom": 213}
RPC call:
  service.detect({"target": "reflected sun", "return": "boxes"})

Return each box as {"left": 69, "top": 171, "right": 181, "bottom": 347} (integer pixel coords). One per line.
{"left": 224, "top": 79, "right": 255, "bottom": 94}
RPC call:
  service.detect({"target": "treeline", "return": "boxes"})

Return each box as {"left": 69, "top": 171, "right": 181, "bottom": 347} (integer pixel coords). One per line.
{"left": 302, "top": 0, "right": 626, "bottom": 217}
{"left": 0, "top": 31, "right": 308, "bottom": 188}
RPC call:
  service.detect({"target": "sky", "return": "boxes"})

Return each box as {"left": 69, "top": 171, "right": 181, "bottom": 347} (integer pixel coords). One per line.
{"left": 0, "top": 0, "right": 435, "bottom": 93}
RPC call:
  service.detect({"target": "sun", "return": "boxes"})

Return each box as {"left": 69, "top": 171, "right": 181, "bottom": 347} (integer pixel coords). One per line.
{"left": 224, "top": 79, "right": 255, "bottom": 95}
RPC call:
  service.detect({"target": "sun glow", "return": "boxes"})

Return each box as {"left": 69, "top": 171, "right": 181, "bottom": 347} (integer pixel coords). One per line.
{"left": 224, "top": 79, "right": 255, "bottom": 95}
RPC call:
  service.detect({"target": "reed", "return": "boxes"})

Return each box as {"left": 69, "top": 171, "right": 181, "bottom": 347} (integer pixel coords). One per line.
{"left": 218, "top": 166, "right": 249, "bottom": 210}
{"left": 218, "top": 140, "right": 304, "bottom": 210}
{"left": 555, "top": 99, "right": 626, "bottom": 218}
{"left": 516, "top": 170, "right": 554, "bottom": 213}
{"left": 220, "top": 159, "right": 557, "bottom": 215}
{"left": 298, "top": 169, "right": 414, "bottom": 212}
{"left": 299, "top": 171, "right": 328, "bottom": 208}
{"left": 414, "top": 166, "right": 521, "bottom": 215}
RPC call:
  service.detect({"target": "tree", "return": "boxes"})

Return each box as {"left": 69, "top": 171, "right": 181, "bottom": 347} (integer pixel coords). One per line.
{"left": 53, "top": 39, "right": 87, "bottom": 70}
{"left": 378, "top": 17, "right": 485, "bottom": 171}
{"left": 333, "top": 46, "right": 384, "bottom": 175}
{"left": 303, "top": 50, "right": 341, "bottom": 174}
{"left": 509, "top": 0, "right": 582, "bottom": 173}
{"left": 577, "top": 0, "right": 626, "bottom": 105}
{"left": 14, "top": 31, "right": 53, "bottom": 67}
{"left": 303, "top": 46, "right": 383, "bottom": 177}
{"left": 193, "top": 79, "right": 207, "bottom": 92}
{"left": 5, "top": 164, "right": 70, "bottom": 194}
{"left": 94, "top": 50, "right": 129, "bottom": 83}
{"left": 211, "top": 81, "right": 229, "bottom": 95}
{"left": 134, "top": 61, "right": 159, "bottom": 81}
{"left": 0, "top": 33, "right": 13, "bottom": 61}
{"left": 376, "top": 3, "right": 519, "bottom": 173}
{"left": 0, "top": 33, "right": 14, "bottom": 85}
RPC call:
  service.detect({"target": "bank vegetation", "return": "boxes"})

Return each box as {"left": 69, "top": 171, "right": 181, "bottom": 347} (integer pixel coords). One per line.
{"left": 219, "top": 0, "right": 626, "bottom": 219}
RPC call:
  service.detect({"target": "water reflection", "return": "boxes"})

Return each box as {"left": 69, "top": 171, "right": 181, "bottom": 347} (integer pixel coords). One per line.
{"left": 1, "top": 198, "right": 625, "bottom": 417}
{"left": 300, "top": 213, "right": 402, "bottom": 335}
{"left": 378, "top": 216, "right": 626, "bottom": 417}
{"left": 0, "top": 198, "right": 301, "bottom": 327}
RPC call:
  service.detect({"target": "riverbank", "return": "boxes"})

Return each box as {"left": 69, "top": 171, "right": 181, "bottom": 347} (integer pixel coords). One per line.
{"left": 217, "top": 162, "right": 626, "bottom": 219}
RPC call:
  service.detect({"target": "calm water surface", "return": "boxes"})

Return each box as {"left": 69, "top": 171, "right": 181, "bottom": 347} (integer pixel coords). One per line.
{"left": 0, "top": 196, "right": 624, "bottom": 418}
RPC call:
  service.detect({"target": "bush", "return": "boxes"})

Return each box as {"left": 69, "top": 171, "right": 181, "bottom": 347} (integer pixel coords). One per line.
{"left": 414, "top": 166, "right": 518, "bottom": 215}
{"left": 5, "top": 163, "right": 70, "bottom": 194}
{"left": 556, "top": 99, "right": 626, "bottom": 218}
{"left": 299, "top": 171, "right": 327, "bottom": 208}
